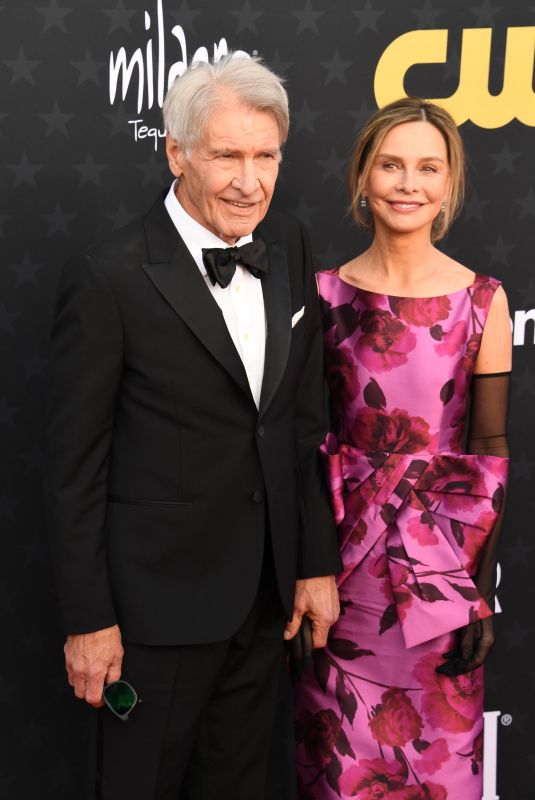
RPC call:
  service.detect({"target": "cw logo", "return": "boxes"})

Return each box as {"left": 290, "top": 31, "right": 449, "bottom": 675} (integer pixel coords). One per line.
{"left": 374, "top": 27, "right": 535, "bottom": 128}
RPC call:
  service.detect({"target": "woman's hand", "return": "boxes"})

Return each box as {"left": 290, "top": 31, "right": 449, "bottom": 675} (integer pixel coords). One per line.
{"left": 436, "top": 617, "right": 494, "bottom": 676}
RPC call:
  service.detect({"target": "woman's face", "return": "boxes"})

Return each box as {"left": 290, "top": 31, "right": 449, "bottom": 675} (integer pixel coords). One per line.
{"left": 363, "top": 120, "right": 450, "bottom": 240}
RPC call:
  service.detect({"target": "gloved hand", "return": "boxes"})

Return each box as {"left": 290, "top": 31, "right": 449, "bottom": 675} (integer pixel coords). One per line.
{"left": 436, "top": 616, "right": 494, "bottom": 676}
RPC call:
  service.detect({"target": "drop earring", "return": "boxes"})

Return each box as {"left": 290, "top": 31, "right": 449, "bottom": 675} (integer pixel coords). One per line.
{"left": 360, "top": 195, "right": 368, "bottom": 208}
{"left": 441, "top": 201, "right": 446, "bottom": 213}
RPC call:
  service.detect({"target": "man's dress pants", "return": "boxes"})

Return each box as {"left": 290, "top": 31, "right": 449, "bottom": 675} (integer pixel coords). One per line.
{"left": 96, "top": 543, "right": 286, "bottom": 800}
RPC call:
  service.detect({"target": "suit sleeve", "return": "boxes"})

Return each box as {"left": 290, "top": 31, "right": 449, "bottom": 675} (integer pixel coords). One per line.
{"left": 294, "top": 226, "right": 343, "bottom": 578}
{"left": 44, "top": 253, "right": 123, "bottom": 635}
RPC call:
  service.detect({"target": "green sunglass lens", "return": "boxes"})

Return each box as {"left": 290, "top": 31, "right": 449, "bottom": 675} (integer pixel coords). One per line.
{"left": 105, "top": 682, "right": 136, "bottom": 714}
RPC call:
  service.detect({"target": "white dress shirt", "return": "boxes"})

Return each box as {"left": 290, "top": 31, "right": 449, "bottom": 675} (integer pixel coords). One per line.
{"left": 165, "top": 181, "right": 266, "bottom": 408}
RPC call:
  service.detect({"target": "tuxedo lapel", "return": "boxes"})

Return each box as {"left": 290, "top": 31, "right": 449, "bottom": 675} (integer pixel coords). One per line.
{"left": 258, "top": 236, "right": 292, "bottom": 420}
{"left": 141, "top": 197, "right": 253, "bottom": 403}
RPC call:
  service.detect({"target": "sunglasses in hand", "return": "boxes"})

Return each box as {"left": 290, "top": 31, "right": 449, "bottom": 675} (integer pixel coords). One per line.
{"left": 102, "top": 680, "right": 140, "bottom": 721}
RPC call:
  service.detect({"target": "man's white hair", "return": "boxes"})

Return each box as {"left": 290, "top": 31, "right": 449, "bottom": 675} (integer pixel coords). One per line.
{"left": 163, "top": 54, "right": 289, "bottom": 157}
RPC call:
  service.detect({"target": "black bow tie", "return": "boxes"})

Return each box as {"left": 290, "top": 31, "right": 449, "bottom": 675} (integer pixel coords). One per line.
{"left": 202, "top": 239, "right": 269, "bottom": 289}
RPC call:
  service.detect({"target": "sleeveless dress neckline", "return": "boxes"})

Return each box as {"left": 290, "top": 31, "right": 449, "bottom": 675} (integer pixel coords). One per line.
{"left": 328, "top": 267, "right": 479, "bottom": 300}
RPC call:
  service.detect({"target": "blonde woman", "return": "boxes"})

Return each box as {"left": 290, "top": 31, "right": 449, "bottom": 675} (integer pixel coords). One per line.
{"left": 294, "top": 98, "right": 511, "bottom": 799}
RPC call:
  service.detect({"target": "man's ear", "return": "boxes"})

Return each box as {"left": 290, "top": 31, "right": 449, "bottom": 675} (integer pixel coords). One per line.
{"left": 166, "top": 133, "right": 186, "bottom": 178}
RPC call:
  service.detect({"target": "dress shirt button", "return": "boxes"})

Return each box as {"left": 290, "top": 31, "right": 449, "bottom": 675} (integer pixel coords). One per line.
{"left": 252, "top": 490, "right": 264, "bottom": 503}
{"left": 257, "top": 425, "right": 265, "bottom": 438}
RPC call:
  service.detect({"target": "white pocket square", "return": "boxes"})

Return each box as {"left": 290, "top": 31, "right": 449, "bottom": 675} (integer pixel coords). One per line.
{"left": 291, "top": 306, "right": 305, "bottom": 328}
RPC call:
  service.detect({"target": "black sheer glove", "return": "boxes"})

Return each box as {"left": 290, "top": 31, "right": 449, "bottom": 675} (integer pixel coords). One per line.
{"left": 286, "top": 615, "right": 313, "bottom": 684}
{"left": 437, "top": 372, "right": 510, "bottom": 676}
{"left": 436, "top": 617, "right": 495, "bottom": 676}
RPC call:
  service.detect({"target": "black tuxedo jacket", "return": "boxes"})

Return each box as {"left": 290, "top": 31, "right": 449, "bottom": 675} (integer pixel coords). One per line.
{"left": 45, "top": 195, "right": 341, "bottom": 645}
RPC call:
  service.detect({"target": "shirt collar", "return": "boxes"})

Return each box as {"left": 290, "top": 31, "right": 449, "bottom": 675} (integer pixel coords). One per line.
{"left": 164, "top": 179, "right": 253, "bottom": 277}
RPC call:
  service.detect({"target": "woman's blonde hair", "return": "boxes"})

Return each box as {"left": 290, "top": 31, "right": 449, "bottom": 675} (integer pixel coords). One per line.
{"left": 348, "top": 97, "right": 465, "bottom": 243}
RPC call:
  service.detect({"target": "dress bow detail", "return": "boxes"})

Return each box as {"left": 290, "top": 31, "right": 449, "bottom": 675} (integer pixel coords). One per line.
{"left": 320, "top": 435, "right": 509, "bottom": 647}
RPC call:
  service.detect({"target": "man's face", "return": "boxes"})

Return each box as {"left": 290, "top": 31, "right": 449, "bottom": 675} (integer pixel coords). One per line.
{"left": 166, "top": 90, "right": 282, "bottom": 244}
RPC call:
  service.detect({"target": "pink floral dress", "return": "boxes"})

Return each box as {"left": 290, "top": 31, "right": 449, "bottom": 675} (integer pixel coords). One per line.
{"left": 294, "top": 271, "right": 509, "bottom": 800}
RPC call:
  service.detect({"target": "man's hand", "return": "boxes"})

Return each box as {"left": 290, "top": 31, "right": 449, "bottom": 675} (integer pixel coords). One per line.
{"left": 64, "top": 624, "right": 123, "bottom": 708}
{"left": 284, "top": 575, "right": 339, "bottom": 649}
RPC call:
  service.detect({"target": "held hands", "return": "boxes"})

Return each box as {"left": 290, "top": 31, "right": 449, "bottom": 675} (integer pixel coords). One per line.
{"left": 284, "top": 575, "right": 340, "bottom": 649}
{"left": 64, "top": 624, "right": 124, "bottom": 707}
{"left": 436, "top": 617, "right": 495, "bottom": 677}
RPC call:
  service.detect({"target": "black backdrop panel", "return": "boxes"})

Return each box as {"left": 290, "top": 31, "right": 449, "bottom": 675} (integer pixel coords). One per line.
{"left": 1, "top": 1, "right": 534, "bottom": 798}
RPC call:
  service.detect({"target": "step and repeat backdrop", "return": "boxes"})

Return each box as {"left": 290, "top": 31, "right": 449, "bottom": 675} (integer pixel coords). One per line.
{"left": 1, "top": 0, "right": 533, "bottom": 797}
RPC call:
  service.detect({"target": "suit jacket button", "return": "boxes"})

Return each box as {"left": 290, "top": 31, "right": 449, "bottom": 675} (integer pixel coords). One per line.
{"left": 257, "top": 425, "right": 265, "bottom": 438}
{"left": 252, "top": 490, "right": 264, "bottom": 503}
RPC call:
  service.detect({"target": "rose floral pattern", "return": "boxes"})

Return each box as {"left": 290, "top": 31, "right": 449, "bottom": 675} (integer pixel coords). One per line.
{"left": 355, "top": 308, "right": 417, "bottom": 372}
{"left": 352, "top": 407, "right": 434, "bottom": 454}
{"left": 295, "top": 271, "right": 509, "bottom": 799}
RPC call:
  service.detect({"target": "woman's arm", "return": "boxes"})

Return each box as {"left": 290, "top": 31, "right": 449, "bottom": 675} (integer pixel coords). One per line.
{"left": 437, "top": 285, "right": 512, "bottom": 676}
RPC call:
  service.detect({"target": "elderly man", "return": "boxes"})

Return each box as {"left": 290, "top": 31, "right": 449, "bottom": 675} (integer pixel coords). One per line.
{"left": 45, "top": 55, "right": 341, "bottom": 799}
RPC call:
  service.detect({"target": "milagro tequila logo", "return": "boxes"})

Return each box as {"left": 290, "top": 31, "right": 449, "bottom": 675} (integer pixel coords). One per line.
{"left": 108, "top": 0, "right": 251, "bottom": 150}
